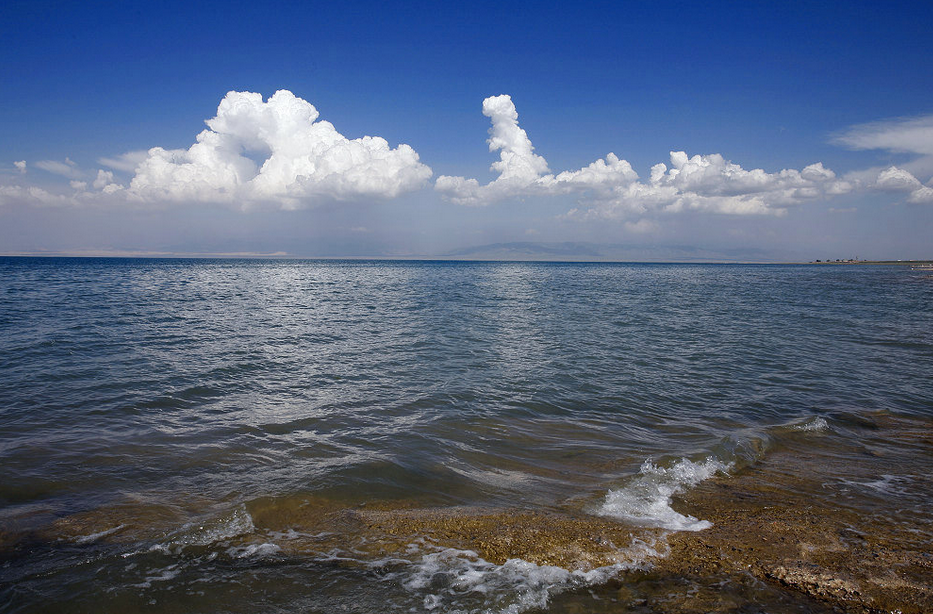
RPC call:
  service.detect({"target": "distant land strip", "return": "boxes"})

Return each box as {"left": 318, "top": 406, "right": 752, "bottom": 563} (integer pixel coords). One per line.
{"left": 809, "top": 259, "right": 933, "bottom": 265}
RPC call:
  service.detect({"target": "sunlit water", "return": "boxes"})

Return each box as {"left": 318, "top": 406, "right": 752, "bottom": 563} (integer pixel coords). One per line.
{"left": 1, "top": 258, "right": 931, "bottom": 613}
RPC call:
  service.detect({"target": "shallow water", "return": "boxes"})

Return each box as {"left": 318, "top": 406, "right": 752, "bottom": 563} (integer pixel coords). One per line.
{"left": 1, "top": 258, "right": 931, "bottom": 613}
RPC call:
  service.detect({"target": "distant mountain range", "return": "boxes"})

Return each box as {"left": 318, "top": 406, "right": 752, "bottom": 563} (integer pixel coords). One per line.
{"left": 442, "top": 242, "right": 780, "bottom": 263}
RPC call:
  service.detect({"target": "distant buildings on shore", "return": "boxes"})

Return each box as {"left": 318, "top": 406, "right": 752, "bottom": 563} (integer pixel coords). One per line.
{"left": 810, "top": 258, "right": 933, "bottom": 265}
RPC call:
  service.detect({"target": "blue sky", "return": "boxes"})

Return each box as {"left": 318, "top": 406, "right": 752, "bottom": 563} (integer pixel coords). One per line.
{"left": 2, "top": 0, "right": 932, "bottom": 260}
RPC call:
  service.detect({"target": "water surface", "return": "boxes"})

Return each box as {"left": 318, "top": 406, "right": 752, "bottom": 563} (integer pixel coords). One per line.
{"left": 1, "top": 258, "right": 931, "bottom": 613}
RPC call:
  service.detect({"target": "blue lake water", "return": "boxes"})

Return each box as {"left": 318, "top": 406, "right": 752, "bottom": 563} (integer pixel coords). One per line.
{"left": 1, "top": 258, "right": 931, "bottom": 613}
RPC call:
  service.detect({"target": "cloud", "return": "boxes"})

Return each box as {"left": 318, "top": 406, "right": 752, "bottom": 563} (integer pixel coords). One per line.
{"left": 874, "top": 166, "right": 922, "bottom": 191}
{"left": 624, "top": 218, "right": 658, "bottom": 233}
{"left": 435, "top": 94, "right": 550, "bottom": 205}
{"left": 482, "top": 94, "right": 549, "bottom": 182}
{"left": 0, "top": 184, "right": 79, "bottom": 207}
{"left": 98, "top": 151, "right": 148, "bottom": 173}
{"left": 834, "top": 114, "right": 933, "bottom": 187}
{"left": 865, "top": 166, "right": 933, "bottom": 204}
{"left": 129, "top": 90, "right": 432, "bottom": 208}
{"left": 93, "top": 169, "right": 116, "bottom": 190}
{"left": 2, "top": 90, "right": 430, "bottom": 211}
{"left": 833, "top": 115, "right": 933, "bottom": 156}
{"left": 0, "top": 165, "right": 126, "bottom": 208}
{"left": 6, "top": 92, "right": 930, "bottom": 218}
{"left": 438, "top": 95, "right": 848, "bottom": 220}
{"left": 436, "top": 95, "right": 639, "bottom": 206}
{"left": 35, "top": 158, "right": 82, "bottom": 179}
{"left": 907, "top": 186, "right": 933, "bottom": 203}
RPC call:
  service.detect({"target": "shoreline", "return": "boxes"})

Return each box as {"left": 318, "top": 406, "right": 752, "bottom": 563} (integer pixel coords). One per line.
{"left": 2, "top": 253, "right": 932, "bottom": 266}
{"left": 808, "top": 259, "right": 933, "bottom": 266}
{"left": 4, "top": 413, "right": 932, "bottom": 613}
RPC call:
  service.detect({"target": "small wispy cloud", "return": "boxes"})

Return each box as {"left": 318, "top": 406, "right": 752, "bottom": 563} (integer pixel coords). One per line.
{"left": 35, "top": 158, "right": 82, "bottom": 179}
{"left": 833, "top": 114, "right": 933, "bottom": 156}
{"left": 98, "top": 151, "right": 148, "bottom": 173}
{"left": 624, "top": 218, "right": 658, "bottom": 233}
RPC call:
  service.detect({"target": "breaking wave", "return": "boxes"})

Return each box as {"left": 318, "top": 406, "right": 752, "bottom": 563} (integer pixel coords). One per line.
{"left": 597, "top": 457, "right": 732, "bottom": 531}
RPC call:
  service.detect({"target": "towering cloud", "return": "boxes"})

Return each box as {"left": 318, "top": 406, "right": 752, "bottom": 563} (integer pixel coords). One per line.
{"left": 438, "top": 95, "right": 852, "bottom": 220}
{"left": 436, "top": 95, "right": 639, "bottom": 206}
{"left": 129, "top": 90, "right": 432, "bottom": 208}
{"left": 435, "top": 95, "right": 549, "bottom": 205}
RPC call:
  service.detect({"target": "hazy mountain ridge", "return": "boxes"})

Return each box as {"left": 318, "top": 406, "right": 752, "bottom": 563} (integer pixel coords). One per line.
{"left": 444, "top": 241, "right": 778, "bottom": 263}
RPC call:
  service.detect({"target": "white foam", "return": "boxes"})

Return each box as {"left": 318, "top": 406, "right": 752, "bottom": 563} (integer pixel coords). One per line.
{"left": 132, "top": 564, "right": 181, "bottom": 588}
{"left": 226, "top": 542, "right": 281, "bottom": 559}
{"left": 794, "top": 417, "right": 830, "bottom": 432}
{"left": 448, "top": 465, "right": 534, "bottom": 490}
{"left": 597, "top": 457, "right": 731, "bottom": 531}
{"left": 73, "top": 523, "right": 127, "bottom": 544}
{"left": 385, "top": 539, "right": 662, "bottom": 614}
{"left": 840, "top": 474, "right": 913, "bottom": 496}
{"left": 162, "top": 506, "right": 255, "bottom": 551}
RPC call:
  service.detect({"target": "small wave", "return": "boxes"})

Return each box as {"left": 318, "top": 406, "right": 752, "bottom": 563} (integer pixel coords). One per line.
{"left": 597, "top": 457, "right": 731, "bottom": 531}
{"left": 793, "top": 417, "right": 830, "bottom": 432}
{"left": 160, "top": 506, "right": 255, "bottom": 551}
{"left": 73, "top": 523, "right": 127, "bottom": 544}
{"left": 388, "top": 540, "right": 661, "bottom": 614}
{"left": 839, "top": 474, "right": 914, "bottom": 497}
{"left": 226, "top": 542, "right": 281, "bottom": 559}
{"left": 132, "top": 564, "right": 181, "bottom": 588}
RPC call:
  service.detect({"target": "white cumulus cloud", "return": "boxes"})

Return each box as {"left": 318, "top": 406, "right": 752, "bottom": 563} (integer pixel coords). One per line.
{"left": 908, "top": 186, "right": 933, "bottom": 204}
{"left": 438, "top": 94, "right": 848, "bottom": 221}
{"left": 874, "top": 166, "right": 922, "bottom": 191}
{"left": 91, "top": 169, "right": 123, "bottom": 194}
{"left": 867, "top": 165, "right": 933, "bottom": 204}
{"left": 14, "top": 160, "right": 26, "bottom": 173}
{"left": 129, "top": 90, "right": 432, "bottom": 208}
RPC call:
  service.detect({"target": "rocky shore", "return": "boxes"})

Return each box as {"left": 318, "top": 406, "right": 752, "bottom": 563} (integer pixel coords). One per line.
{"left": 249, "top": 478, "right": 932, "bottom": 613}
{"left": 5, "top": 415, "right": 932, "bottom": 614}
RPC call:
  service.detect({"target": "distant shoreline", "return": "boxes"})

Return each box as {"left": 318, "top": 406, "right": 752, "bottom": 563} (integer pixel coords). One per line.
{"left": 808, "top": 259, "right": 933, "bottom": 266}
{"left": 1, "top": 253, "right": 931, "bottom": 266}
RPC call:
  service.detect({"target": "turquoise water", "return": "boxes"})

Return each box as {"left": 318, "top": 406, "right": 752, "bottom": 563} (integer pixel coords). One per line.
{"left": 1, "top": 258, "right": 931, "bottom": 612}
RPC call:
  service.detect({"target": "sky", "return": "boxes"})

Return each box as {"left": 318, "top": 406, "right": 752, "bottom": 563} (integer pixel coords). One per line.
{"left": 2, "top": 0, "right": 932, "bottom": 261}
